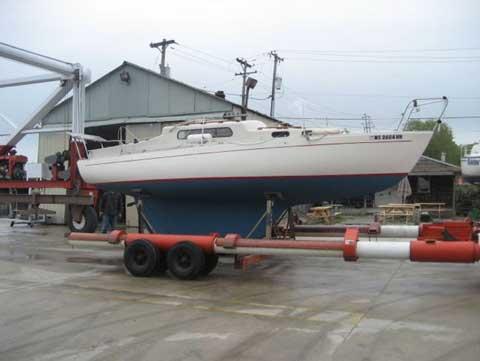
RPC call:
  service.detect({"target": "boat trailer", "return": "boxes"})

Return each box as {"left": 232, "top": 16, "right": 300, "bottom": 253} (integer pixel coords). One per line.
{"left": 68, "top": 219, "right": 480, "bottom": 280}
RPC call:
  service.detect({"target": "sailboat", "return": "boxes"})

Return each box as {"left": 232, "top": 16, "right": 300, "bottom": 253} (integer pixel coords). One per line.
{"left": 77, "top": 118, "right": 432, "bottom": 236}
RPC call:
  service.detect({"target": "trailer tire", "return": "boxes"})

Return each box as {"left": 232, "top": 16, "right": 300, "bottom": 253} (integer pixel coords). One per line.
{"left": 124, "top": 239, "right": 158, "bottom": 277}
{"left": 68, "top": 206, "right": 97, "bottom": 233}
{"left": 167, "top": 242, "right": 205, "bottom": 280}
{"left": 201, "top": 254, "right": 218, "bottom": 276}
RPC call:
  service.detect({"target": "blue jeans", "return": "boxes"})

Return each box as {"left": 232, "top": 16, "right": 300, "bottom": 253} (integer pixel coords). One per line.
{"left": 101, "top": 214, "right": 117, "bottom": 233}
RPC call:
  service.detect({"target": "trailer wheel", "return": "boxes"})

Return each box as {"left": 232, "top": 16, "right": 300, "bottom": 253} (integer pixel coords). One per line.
{"left": 68, "top": 206, "right": 97, "bottom": 233}
{"left": 167, "top": 242, "right": 205, "bottom": 280}
{"left": 201, "top": 254, "right": 219, "bottom": 276}
{"left": 124, "top": 239, "right": 159, "bottom": 277}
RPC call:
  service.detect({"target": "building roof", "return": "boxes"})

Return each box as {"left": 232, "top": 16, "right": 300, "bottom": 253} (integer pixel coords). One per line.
{"left": 42, "top": 61, "right": 283, "bottom": 127}
{"left": 121, "top": 62, "right": 281, "bottom": 123}
{"left": 410, "top": 155, "right": 461, "bottom": 176}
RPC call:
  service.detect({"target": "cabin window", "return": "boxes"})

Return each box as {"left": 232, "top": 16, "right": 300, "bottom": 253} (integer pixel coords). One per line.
{"left": 271, "top": 131, "right": 290, "bottom": 138}
{"left": 468, "top": 157, "right": 480, "bottom": 165}
{"left": 214, "top": 127, "right": 234, "bottom": 138}
{"left": 177, "top": 127, "right": 233, "bottom": 140}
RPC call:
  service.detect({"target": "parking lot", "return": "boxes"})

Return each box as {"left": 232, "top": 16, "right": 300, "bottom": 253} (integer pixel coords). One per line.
{"left": 1, "top": 219, "right": 480, "bottom": 361}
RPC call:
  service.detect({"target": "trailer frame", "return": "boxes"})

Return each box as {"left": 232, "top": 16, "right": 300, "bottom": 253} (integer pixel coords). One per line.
{"left": 68, "top": 219, "right": 480, "bottom": 281}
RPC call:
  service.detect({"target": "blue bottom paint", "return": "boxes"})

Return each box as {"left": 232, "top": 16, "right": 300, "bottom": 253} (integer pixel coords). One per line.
{"left": 142, "top": 199, "right": 287, "bottom": 238}
{"left": 101, "top": 174, "right": 404, "bottom": 237}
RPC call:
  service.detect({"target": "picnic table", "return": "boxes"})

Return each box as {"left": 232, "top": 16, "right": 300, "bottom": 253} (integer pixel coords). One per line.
{"left": 308, "top": 204, "right": 343, "bottom": 224}
{"left": 416, "top": 202, "right": 447, "bottom": 219}
{"left": 378, "top": 203, "right": 418, "bottom": 224}
{"left": 378, "top": 202, "right": 447, "bottom": 224}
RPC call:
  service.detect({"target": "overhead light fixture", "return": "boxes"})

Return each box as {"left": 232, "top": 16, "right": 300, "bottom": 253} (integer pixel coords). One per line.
{"left": 119, "top": 70, "right": 130, "bottom": 84}
{"left": 246, "top": 77, "right": 257, "bottom": 89}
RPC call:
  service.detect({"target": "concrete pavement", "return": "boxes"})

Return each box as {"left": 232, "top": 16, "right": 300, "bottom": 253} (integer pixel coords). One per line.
{"left": 1, "top": 219, "right": 480, "bottom": 361}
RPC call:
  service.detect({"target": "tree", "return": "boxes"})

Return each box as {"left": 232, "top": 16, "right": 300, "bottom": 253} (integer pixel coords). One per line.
{"left": 405, "top": 120, "right": 461, "bottom": 165}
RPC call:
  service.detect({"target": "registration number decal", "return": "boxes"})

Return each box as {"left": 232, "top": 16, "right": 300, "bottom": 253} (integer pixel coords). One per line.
{"left": 371, "top": 134, "right": 403, "bottom": 140}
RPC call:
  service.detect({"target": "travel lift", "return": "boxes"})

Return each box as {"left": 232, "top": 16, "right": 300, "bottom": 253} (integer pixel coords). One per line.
{"left": 68, "top": 218, "right": 480, "bottom": 280}
{"left": 0, "top": 42, "right": 98, "bottom": 231}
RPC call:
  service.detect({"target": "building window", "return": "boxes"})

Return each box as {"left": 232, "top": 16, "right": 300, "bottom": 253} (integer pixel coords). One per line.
{"left": 177, "top": 127, "right": 233, "bottom": 140}
{"left": 271, "top": 131, "right": 290, "bottom": 138}
{"left": 417, "top": 176, "right": 431, "bottom": 194}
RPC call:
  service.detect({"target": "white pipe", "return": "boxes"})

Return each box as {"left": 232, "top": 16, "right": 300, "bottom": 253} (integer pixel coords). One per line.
{"left": 0, "top": 42, "right": 75, "bottom": 76}
{"left": 356, "top": 242, "right": 410, "bottom": 259}
{"left": 380, "top": 225, "right": 419, "bottom": 238}
{"left": 214, "top": 246, "right": 344, "bottom": 257}
{"left": 22, "top": 126, "right": 71, "bottom": 134}
{"left": 0, "top": 73, "right": 69, "bottom": 88}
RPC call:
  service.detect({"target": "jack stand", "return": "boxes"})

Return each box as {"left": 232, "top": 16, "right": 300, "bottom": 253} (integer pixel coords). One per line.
{"left": 286, "top": 207, "right": 296, "bottom": 240}
{"left": 265, "top": 197, "right": 274, "bottom": 239}
{"left": 134, "top": 198, "right": 155, "bottom": 234}
{"left": 246, "top": 193, "right": 283, "bottom": 239}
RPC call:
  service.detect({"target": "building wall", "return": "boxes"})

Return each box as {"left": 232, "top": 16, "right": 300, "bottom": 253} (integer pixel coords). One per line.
{"left": 407, "top": 175, "right": 456, "bottom": 207}
{"left": 42, "top": 64, "right": 234, "bottom": 127}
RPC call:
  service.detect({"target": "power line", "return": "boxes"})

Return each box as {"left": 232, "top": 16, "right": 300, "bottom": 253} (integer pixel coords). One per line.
{"left": 277, "top": 115, "right": 480, "bottom": 121}
{"left": 207, "top": 91, "right": 271, "bottom": 101}
{"left": 176, "top": 43, "right": 233, "bottom": 64}
{"left": 281, "top": 87, "right": 362, "bottom": 117}
{"left": 285, "top": 57, "right": 480, "bottom": 64}
{"left": 279, "top": 116, "right": 371, "bottom": 121}
{"left": 279, "top": 53, "right": 480, "bottom": 60}
{"left": 172, "top": 48, "right": 233, "bottom": 73}
{"left": 159, "top": 43, "right": 480, "bottom": 119}
{"left": 443, "top": 116, "right": 480, "bottom": 119}
{"left": 170, "top": 51, "right": 222, "bottom": 71}
{"left": 279, "top": 47, "right": 480, "bottom": 54}
{"left": 269, "top": 92, "right": 480, "bottom": 100}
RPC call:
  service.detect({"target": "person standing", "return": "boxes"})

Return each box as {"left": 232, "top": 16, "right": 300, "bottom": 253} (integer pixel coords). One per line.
{"left": 99, "top": 191, "right": 122, "bottom": 233}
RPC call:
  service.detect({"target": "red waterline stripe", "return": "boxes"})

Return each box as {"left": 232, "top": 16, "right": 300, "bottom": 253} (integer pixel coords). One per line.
{"left": 99, "top": 172, "right": 408, "bottom": 185}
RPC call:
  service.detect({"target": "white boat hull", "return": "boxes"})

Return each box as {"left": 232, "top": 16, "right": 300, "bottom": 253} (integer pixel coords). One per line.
{"left": 78, "top": 131, "right": 431, "bottom": 201}
{"left": 461, "top": 157, "right": 480, "bottom": 183}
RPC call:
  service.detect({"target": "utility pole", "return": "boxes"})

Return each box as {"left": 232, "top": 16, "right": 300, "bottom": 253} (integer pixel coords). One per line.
{"left": 235, "top": 58, "right": 257, "bottom": 118}
{"left": 269, "top": 51, "right": 283, "bottom": 117}
{"left": 150, "top": 39, "right": 176, "bottom": 77}
{"left": 361, "top": 113, "right": 374, "bottom": 133}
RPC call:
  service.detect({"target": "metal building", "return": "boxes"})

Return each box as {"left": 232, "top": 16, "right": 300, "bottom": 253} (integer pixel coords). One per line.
{"left": 37, "top": 61, "right": 282, "bottom": 226}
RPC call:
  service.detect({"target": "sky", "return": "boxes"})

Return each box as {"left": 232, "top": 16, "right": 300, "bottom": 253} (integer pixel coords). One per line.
{"left": 0, "top": 0, "right": 479, "bottom": 161}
